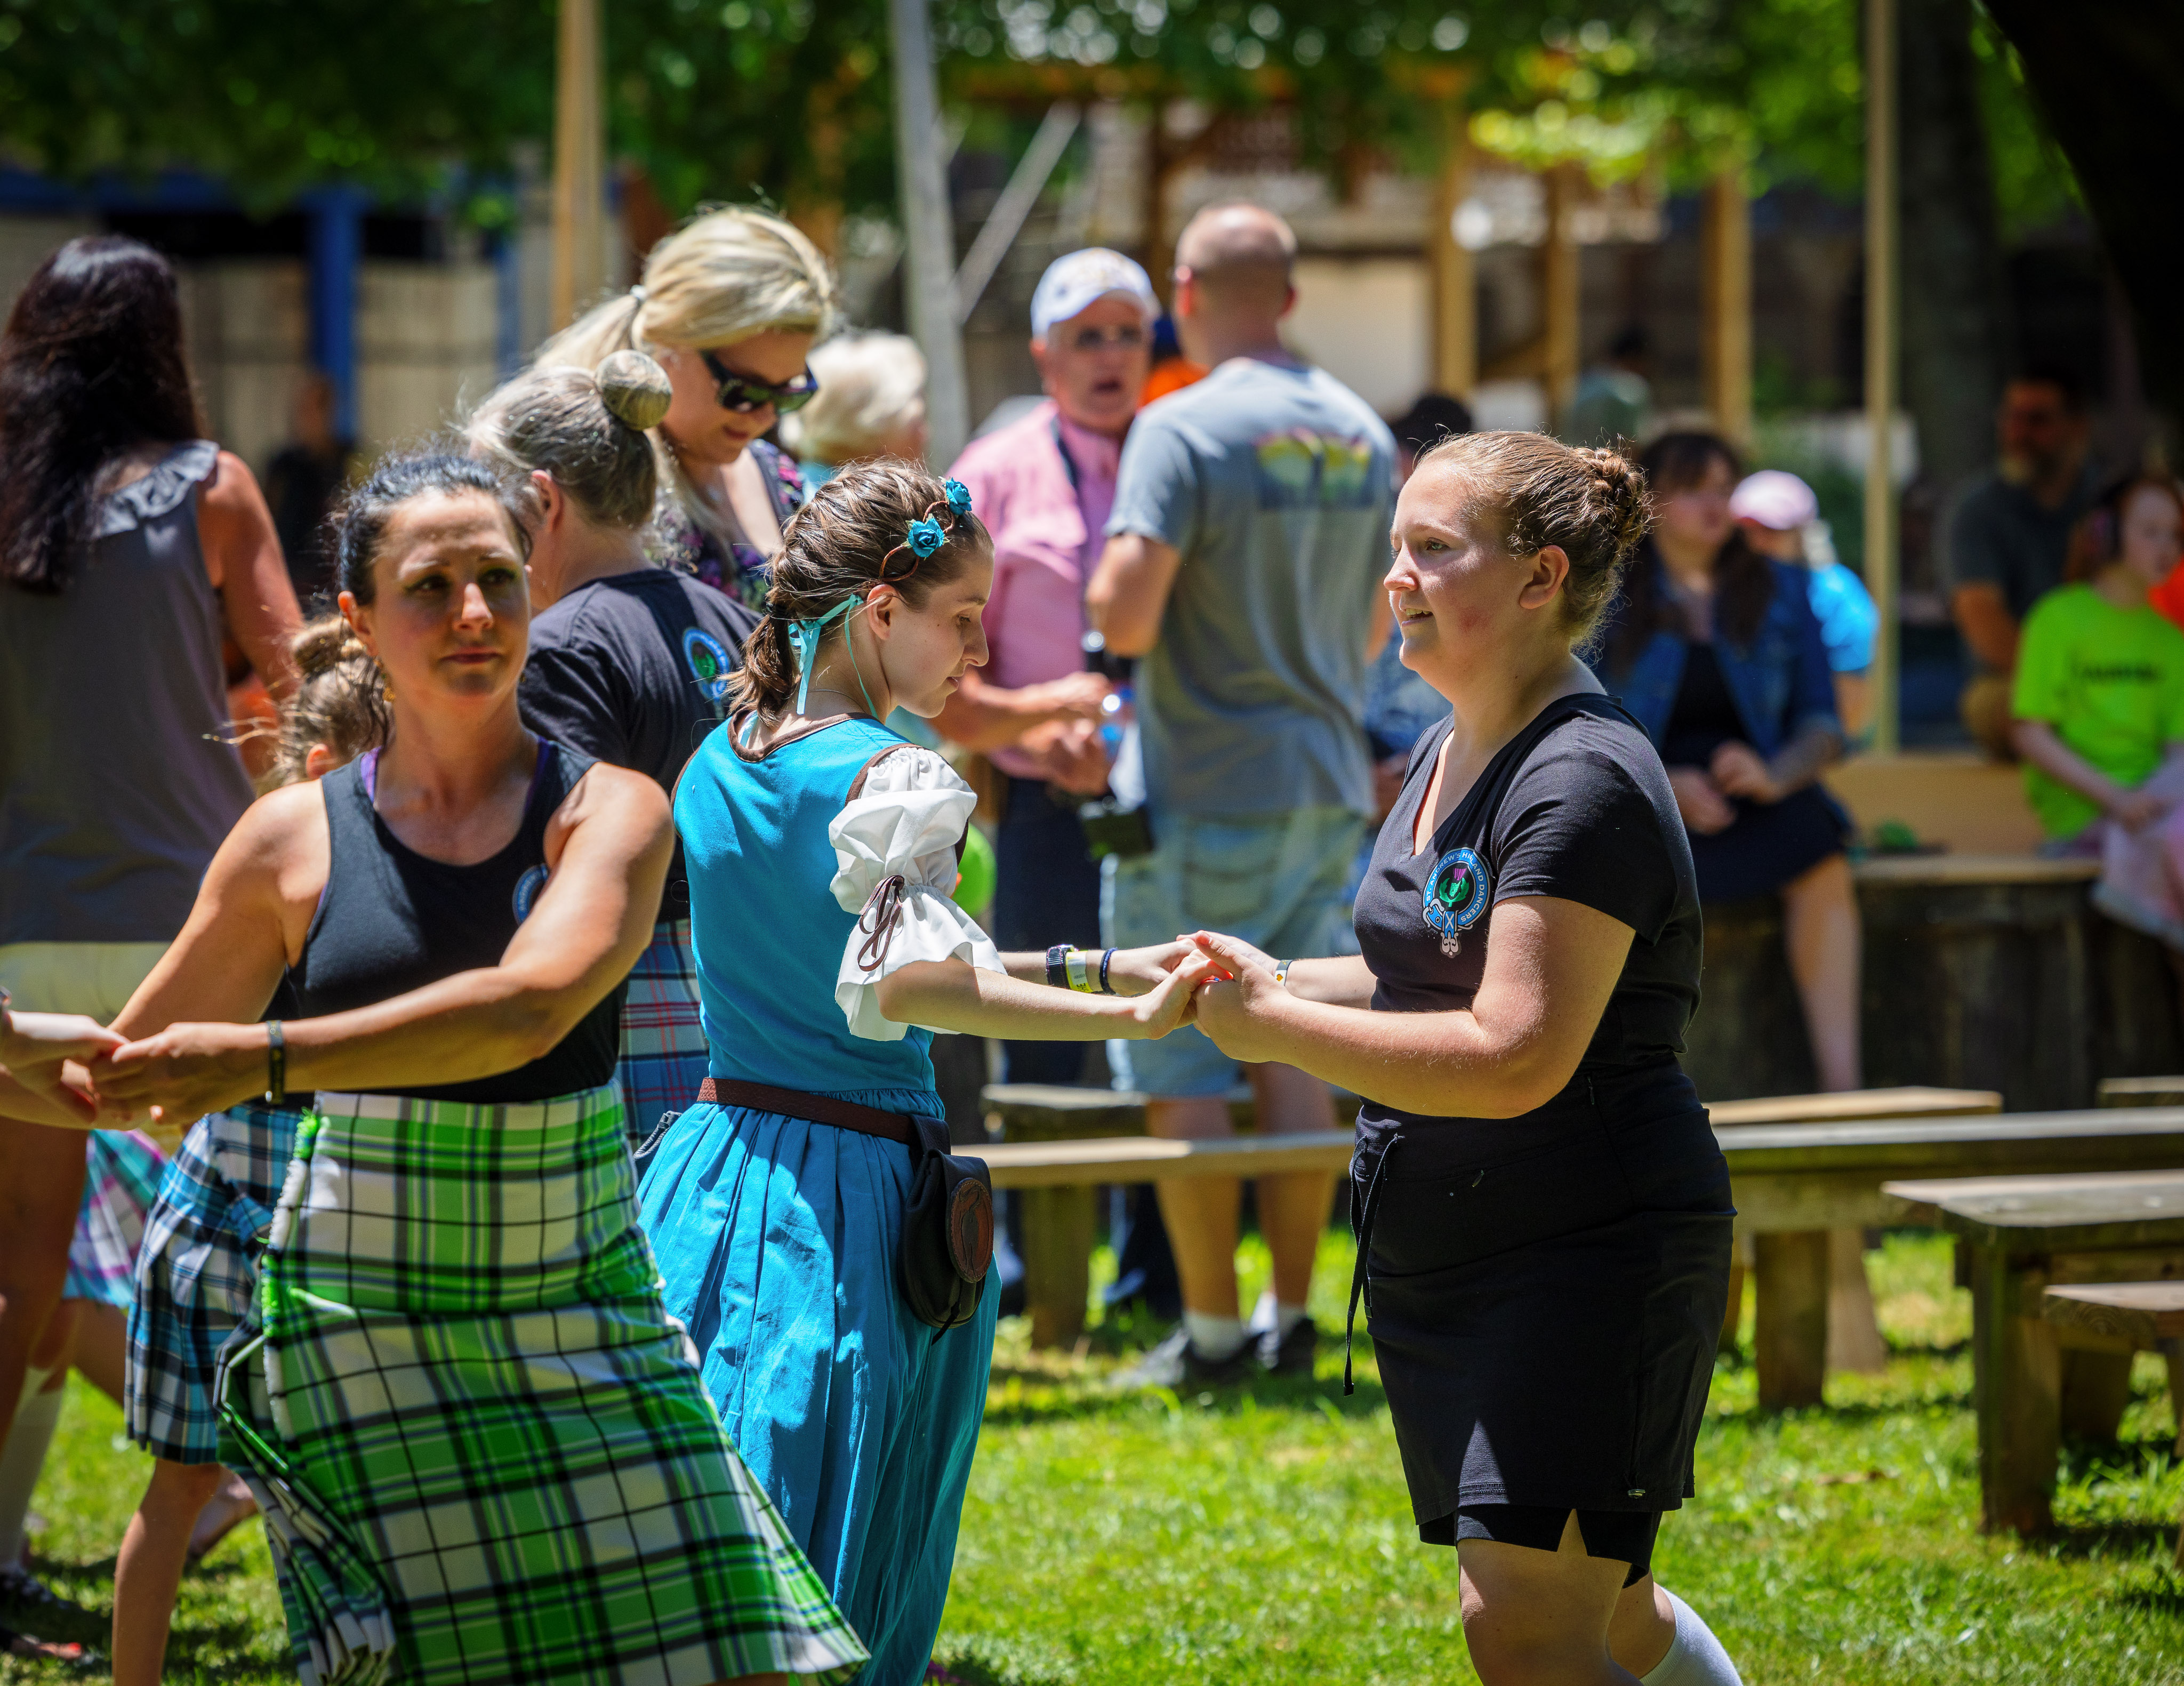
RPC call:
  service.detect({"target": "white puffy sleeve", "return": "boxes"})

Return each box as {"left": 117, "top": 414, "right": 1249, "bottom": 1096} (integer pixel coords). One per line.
{"left": 828, "top": 745, "right": 1006, "bottom": 1040}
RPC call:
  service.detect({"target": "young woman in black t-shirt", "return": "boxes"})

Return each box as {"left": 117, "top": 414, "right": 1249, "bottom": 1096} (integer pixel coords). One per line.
{"left": 1191, "top": 432, "right": 1743, "bottom": 1686}
{"left": 469, "top": 351, "right": 761, "bottom": 1135}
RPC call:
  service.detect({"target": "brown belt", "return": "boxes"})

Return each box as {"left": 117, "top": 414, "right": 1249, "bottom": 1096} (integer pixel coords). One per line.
{"left": 696, "top": 1077, "right": 912, "bottom": 1144}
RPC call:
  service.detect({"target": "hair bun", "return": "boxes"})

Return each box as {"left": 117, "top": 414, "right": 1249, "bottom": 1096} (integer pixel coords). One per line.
{"left": 291, "top": 613, "right": 370, "bottom": 679}
{"left": 597, "top": 350, "right": 673, "bottom": 432}
{"left": 1576, "top": 446, "right": 1653, "bottom": 568}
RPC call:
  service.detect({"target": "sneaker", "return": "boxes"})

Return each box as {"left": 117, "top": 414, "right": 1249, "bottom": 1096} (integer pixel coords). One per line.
{"left": 1257, "top": 1315, "right": 1320, "bottom": 1377}
{"left": 1112, "top": 1325, "right": 1255, "bottom": 1390}
{"left": 0, "top": 1565, "right": 99, "bottom": 1649}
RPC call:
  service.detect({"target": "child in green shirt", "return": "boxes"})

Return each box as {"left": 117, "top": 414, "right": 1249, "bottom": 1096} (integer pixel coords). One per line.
{"left": 2011, "top": 473, "right": 2184, "bottom": 842}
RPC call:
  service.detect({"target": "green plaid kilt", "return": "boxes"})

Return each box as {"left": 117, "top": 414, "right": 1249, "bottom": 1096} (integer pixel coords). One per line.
{"left": 216, "top": 1085, "right": 866, "bottom": 1686}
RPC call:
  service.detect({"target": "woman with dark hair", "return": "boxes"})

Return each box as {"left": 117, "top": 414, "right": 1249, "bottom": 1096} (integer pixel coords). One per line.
{"left": 643, "top": 459, "right": 1213, "bottom": 1680}
{"left": 0, "top": 235, "right": 300, "bottom": 1645}
{"left": 1594, "top": 431, "right": 1859, "bottom": 1096}
{"left": 94, "top": 452, "right": 866, "bottom": 1686}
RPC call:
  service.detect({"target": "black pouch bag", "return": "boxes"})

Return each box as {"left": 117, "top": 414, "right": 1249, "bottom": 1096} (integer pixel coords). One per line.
{"left": 900, "top": 1115, "right": 995, "bottom": 1330}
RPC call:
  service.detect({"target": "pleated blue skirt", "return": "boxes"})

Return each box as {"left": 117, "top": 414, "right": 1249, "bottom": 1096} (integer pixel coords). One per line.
{"left": 638, "top": 1089, "right": 998, "bottom": 1686}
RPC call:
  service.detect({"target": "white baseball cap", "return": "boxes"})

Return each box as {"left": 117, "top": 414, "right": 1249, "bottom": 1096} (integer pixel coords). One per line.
{"left": 1030, "top": 248, "right": 1159, "bottom": 340}
{"left": 1730, "top": 469, "right": 1820, "bottom": 532}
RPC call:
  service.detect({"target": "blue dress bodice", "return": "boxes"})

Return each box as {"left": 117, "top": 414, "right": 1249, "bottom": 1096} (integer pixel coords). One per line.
{"left": 677, "top": 713, "right": 937, "bottom": 1099}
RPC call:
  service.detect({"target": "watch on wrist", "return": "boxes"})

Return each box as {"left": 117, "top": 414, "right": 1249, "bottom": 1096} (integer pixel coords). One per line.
{"left": 1046, "top": 944, "right": 1071, "bottom": 990}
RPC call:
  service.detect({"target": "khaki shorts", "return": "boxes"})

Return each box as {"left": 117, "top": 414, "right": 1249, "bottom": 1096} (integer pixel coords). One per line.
{"left": 0, "top": 942, "right": 168, "bottom": 1020}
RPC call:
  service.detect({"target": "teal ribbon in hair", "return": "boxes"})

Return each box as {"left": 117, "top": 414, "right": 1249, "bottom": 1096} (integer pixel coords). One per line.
{"left": 786, "top": 596, "right": 861, "bottom": 717}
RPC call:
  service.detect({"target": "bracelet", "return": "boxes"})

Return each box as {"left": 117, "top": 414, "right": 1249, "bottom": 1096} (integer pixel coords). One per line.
{"left": 1046, "top": 943, "right": 1070, "bottom": 989}
{"left": 1099, "top": 948, "right": 1117, "bottom": 994}
{"left": 1064, "top": 948, "right": 1095, "bottom": 992}
{"left": 1273, "top": 959, "right": 1293, "bottom": 987}
{"left": 0, "top": 984, "right": 11, "bottom": 1035}
{"left": 263, "top": 1021, "right": 286, "bottom": 1106}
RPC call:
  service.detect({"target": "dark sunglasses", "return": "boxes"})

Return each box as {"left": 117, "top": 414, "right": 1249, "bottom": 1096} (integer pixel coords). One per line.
{"left": 698, "top": 348, "right": 821, "bottom": 416}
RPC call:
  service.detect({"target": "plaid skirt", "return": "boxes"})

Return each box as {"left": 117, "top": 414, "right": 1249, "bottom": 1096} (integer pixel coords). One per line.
{"left": 616, "top": 917, "right": 710, "bottom": 1145}
{"left": 216, "top": 1085, "right": 865, "bottom": 1686}
{"left": 65, "top": 1130, "right": 169, "bottom": 1307}
{"left": 127, "top": 1102, "right": 304, "bottom": 1463}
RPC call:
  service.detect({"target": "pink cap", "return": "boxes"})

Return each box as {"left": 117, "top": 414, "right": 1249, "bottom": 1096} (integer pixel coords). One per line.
{"left": 1730, "top": 470, "right": 1819, "bottom": 532}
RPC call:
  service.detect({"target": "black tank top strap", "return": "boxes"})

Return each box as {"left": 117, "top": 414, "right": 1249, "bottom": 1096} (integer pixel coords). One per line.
{"left": 287, "top": 739, "right": 621, "bottom": 1105}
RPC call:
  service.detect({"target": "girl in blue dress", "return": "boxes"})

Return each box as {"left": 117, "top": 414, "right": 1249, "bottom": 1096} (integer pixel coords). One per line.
{"left": 642, "top": 460, "right": 1213, "bottom": 1683}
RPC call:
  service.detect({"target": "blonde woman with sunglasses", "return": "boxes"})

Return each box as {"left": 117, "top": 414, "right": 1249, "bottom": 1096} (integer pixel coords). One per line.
{"left": 539, "top": 208, "right": 835, "bottom": 613}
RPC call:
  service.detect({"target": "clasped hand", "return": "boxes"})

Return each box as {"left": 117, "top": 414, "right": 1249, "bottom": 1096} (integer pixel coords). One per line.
{"left": 0, "top": 1010, "right": 198, "bottom": 1150}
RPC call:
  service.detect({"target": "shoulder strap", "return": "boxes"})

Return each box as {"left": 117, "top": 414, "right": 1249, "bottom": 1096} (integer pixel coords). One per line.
{"left": 845, "top": 741, "right": 919, "bottom": 805}
{"left": 842, "top": 740, "right": 970, "bottom": 863}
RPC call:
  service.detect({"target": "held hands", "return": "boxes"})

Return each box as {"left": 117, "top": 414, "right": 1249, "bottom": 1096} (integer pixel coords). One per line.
{"left": 1022, "top": 717, "right": 1113, "bottom": 796}
{"left": 1122, "top": 950, "right": 1224, "bottom": 1038}
{"left": 95, "top": 1021, "right": 271, "bottom": 1129}
{"left": 0, "top": 1011, "right": 126, "bottom": 1125}
{"left": 1182, "top": 931, "right": 1291, "bottom": 1064}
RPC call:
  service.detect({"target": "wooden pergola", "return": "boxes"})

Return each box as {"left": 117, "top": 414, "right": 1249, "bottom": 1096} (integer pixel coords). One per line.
{"left": 542, "top": 3, "right": 1905, "bottom": 738}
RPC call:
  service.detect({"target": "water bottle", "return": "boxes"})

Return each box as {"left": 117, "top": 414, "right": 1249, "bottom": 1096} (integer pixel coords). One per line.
{"left": 1078, "top": 631, "right": 1153, "bottom": 857}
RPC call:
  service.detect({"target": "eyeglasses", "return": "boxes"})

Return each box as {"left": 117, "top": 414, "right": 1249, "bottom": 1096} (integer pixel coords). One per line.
{"left": 698, "top": 348, "right": 821, "bottom": 416}
{"left": 1063, "top": 324, "right": 1149, "bottom": 355}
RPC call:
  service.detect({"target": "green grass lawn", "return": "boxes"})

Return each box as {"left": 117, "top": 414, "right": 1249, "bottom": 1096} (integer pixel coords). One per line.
{"left": 11, "top": 1233, "right": 2184, "bottom": 1683}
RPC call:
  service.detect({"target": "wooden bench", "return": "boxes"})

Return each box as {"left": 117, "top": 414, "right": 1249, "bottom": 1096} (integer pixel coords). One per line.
{"left": 1884, "top": 1170, "right": 2184, "bottom": 1536}
{"left": 2100, "top": 1077, "right": 2184, "bottom": 1109}
{"left": 2041, "top": 1282, "right": 2184, "bottom": 1555}
{"left": 981, "top": 1083, "right": 1998, "bottom": 1348}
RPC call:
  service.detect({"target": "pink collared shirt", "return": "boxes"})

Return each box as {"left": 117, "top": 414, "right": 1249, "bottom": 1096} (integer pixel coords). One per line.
{"left": 946, "top": 400, "right": 1123, "bottom": 780}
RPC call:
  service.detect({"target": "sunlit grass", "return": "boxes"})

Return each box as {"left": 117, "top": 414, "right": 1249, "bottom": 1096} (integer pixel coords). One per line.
{"left": 8, "top": 1235, "right": 2183, "bottom": 1683}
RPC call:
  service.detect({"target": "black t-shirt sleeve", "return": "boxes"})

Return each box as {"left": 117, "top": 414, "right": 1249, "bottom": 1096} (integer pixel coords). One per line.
{"left": 1489, "top": 728, "right": 1682, "bottom": 944}
{"left": 518, "top": 611, "right": 639, "bottom": 769}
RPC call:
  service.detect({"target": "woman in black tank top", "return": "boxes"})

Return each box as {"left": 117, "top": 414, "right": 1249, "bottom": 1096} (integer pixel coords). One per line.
{"left": 92, "top": 452, "right": 865, "bottom": 1685}
{"left": 1185, "top": 435, "right": 1744, "bottom": 1686}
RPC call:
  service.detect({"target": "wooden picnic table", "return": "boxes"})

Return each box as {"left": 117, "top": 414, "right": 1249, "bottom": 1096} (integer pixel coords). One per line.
{"left": 1884, "top": 1169, "right": 2184, "bottom": 1535}
{"left": 982, "top": 1086, "right": 2184, "bottom": 1387}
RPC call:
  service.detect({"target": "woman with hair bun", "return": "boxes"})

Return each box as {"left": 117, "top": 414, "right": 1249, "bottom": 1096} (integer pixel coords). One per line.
{"left": 537, "top": 208, "right": 835, "bottom": 611}
{"left": 1186, "top": 433, "right": 1744, "bottom": 1685}
{"left": 470, "top": 349, "right": 759, "bottom": 1130}
{"left": 95, "top": 451, "right": 865, "bottom": 1686}
{"left": 643, "top": 458, "right": 1217, "bottom": 1681}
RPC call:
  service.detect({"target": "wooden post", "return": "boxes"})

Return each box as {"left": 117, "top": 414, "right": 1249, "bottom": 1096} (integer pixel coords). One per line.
{"left": 1866, "top": 0, "right": 1902, "bottom": 753}
{"left": 1969, "top": 1243, "right": 2059, "bottom": 1535}
{"left": 1541, "top": 165, "right": 1581, "bottom": 430}
{"left": 1431, "top": 124, "right": 1478, "bottom": 397}
{"left": 2058, "top": 1345, "right": 2135, "bottom": 1442}
{"left": 1825, "top": 1227, "right": 1890, "bottom": 1374}
{"left": 1753, "top": 1230, "right": 1829, "bottom": 1408}
{"left": 1701, "top": 168, "right": 1754, "bottom": 447}
{"left": 888, "top": 0, "right": 970, "bottom": 465}
{"left": 550, "top": 0, "right": 605, "bottom": 331}
{"left": 1019, "top": 1186, "right": 1097, "bottom": 1350}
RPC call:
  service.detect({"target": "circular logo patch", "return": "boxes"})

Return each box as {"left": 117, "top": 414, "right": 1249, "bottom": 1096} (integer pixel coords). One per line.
{"left": 512, "top": 864, "right": 550, "bottom": 924}
{"left": 681, "top": 627, "right": 734, "bottom": 702}
{"left": 1422, "top": 846, "right": 1489, "bottom": 945}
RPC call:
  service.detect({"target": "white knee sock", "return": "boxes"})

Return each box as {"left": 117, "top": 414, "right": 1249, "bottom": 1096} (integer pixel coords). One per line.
{"left": 1642, "top": 1589, "right": 1744, "bottom": 1686}
{"left": 0, "top": 1367, "right": 62, "bottom": 1568}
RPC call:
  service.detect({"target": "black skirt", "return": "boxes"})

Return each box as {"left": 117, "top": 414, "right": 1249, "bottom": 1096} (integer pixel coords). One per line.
{"left": 1686, "top": 782, "right": 1848, "bottom": 904}
{"left": 1354, "top": 1070, "right": 1733, "bottom": 1529}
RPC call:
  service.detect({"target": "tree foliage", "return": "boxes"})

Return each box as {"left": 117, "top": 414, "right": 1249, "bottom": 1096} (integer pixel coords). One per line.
{"left": 0, "top": 0, "right": 2074, "bottom": 230}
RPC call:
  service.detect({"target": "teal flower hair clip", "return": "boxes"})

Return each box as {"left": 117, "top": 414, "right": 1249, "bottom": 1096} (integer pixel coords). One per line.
{"left": 905, "top": 517, "right": 948, "bottom": 559}
{"left": 943, "top": 478, "right": 974, "bottom": 517}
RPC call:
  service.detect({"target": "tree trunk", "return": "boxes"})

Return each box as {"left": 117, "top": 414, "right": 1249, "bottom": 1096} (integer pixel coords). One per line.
{"left": 1982, "top": 1, "right": 2184, "bottom": 448}
{"left": 1896, "top": 0, "right": 2010, "bottom": 504}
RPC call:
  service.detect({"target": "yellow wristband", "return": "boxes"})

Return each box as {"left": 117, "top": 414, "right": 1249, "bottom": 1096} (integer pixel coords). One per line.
{"left": 1064, "top": 948, "right": 1095, "bottom": 992}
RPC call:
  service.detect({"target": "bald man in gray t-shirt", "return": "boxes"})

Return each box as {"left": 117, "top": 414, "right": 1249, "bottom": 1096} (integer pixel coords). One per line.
{"left": 1088, "top": 203, "right": 1395, "bottom": 1388}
